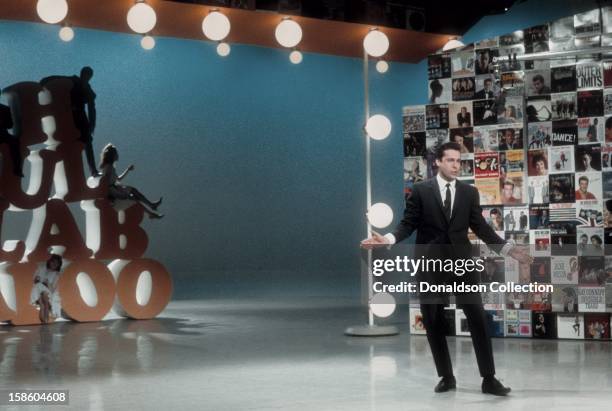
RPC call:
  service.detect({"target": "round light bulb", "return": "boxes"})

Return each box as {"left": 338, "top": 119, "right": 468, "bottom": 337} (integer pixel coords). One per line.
{"left": 363, "top": 30, "right": 389, "bottom": 57}
{"left": 37, "top": 0, "right": 68, "bottom": 24}
{"left": 365, "top": 114, "right": 392, "bottom": 140}
{"left": 289, "top": 50, "right": 303, "bottom": 64}
{"left": 217, "top": 42, "right": 231, "bottom": 56}
{"left": 370, "top": 293, "right": 396, "bottom": 318}
{"left": 127, "top": 2, "right": 157, "bottom": 34}
{"left": 59, "top": 26, "right": 74, "bottom": 42}
{"left": 275, "top": 19, "right": 302, "bottom": 48}
{"left": 376, "top": 60, "right": 389, "bottom": 73}
{"left": 367, "top": 203, "right": 393, "bottom": 228}
{"left": 141, "top": 35, "right": 155, "bottom": 50}
{"left": 202, "top": 11, "right": 231, "bottom": 41}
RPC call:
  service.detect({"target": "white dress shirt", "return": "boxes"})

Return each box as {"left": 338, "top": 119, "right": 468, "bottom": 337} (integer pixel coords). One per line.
{"left": 383, "top": 173, "right": 513, "bottom": 256}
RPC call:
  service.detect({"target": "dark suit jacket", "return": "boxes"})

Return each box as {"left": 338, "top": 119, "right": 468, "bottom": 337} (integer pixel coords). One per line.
{"left": 475, "top": 89, "right": 494, "bottom": 99}
{"left": 393, "top": 177, "right": 506, "bottom": 286}
{"left": 456, "top": 113, "right": 471, "bottom": 126}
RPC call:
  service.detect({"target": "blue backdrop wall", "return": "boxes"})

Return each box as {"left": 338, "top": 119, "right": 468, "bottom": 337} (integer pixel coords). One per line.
{"left": 0, "top": 0, "right": 598, "bottom": 299}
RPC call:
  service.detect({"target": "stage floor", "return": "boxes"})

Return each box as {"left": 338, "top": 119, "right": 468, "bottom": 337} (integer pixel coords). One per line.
{"left": 1, "top": 298, "right": 611, "bottom": 410}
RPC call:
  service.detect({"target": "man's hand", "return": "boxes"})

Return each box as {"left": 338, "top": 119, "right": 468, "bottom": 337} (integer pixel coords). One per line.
{"left": 507, "top": 245, "right": 533, "bottom": 264}
{"left": 360, "top": 230, "right": 390, "bottom": 249}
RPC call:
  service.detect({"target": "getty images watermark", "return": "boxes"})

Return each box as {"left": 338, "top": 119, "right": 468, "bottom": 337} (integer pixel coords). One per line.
{"left": 371, "top": 256, "right": 554, "bottom": 294}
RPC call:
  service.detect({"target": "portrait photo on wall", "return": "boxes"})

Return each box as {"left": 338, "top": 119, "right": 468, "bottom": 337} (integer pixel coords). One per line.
{"left": 498, "top": 127, "right": 524, "bottom": 150}
{"left": 603, "top": 171, "right": 612, "bottom": 197}
{"left": 449, "top": 102, "right": 473, "bottom": 128}
{"left": 531, "top": 257, "right": 552, "bottom": 282}
{"left": 575, "top": 172, "right": 603, "bottom": 201}
{"left": 604, "top": 89, "right": 612, "bottom": 115}
{"left": 528, "top": 149, "right": 549, "bottom": 176}
{"left": 550, "top": 221, "right": 578, "bottom": 255}
{"left": 550, "top": 173, "right": 576, "bottom": 203}
{"left": 575, "top": 144, "right": 602, "bottom": 172}
{"left": 551, "top": 15, "right": 575, "bottom": 38}
{"left": 525, "top": 70, "right": 552, "bottom": 96}
{"left": 460, "top": 159, "right": 474, "bottom": 178}
{"left": 475, "top": 48, "right": 498, "bottom": 75}
{"left": 500, "top": 176, "right": 524, "bottom": 205}
{"left": 476, "top": 177, "right": 502, "bottom": 205}
{"left": 551, "top": 255, "right": 579, "bottom": 284}
{"left": 577, "top": 117, "right": 604, "bottom": 143}
{"left": 525, "top": 24, "right": 550, "bottom": 52}
{"left": 499, "top": 45, "right": 525, "bottom": 71}
{"left": 528, "top": 122, "right": 552, "bottom": 148}
{"left": 603, "top": 61, "right": 612, "bottom": 87}
{"left": 603, "top": 144, "right": 612, "bottom": 170}
{"left": 482, "top": 206, "right": 505, "bottom": 231}
{"left": 575, "top": 9, "right": 601, "bottom": 36}
{"left": 530, "top": 204, "right": 550, "bottom": 229}
{"left": 503, "top": 206, "right": 529, "bottom": 231}
{"left": 530, "top": 231, "right": 551, "bottom": 257}
{"left": 498, "top": 96, "right": 524, "bottom": 124}
{"left": 451, "top": 77, "right": 476, "bottom": 101}
{"left": 425, "top": 104, "right": 449, "bottom": 129}
{"left": 550, "top": 145, "right": 576, "bottom": 173}
{"left": 475, "top": 151, "right": 500, "bottom": 178}
{"left": 428, "top": 78, "right": 452, "bottom": 104}
{"left": 428, "top": 54, "right": 452, "bottom": 79}
{"left": 551, "top": 92, "right": 577, "bottom": 120}
{"left": 475, "top": 74, "right": 499, "bottom": 99}
{"left": 551, "top": 65, "right": 577, "bottom": 92}
{"left": 450, "top": 127, "right": 474, "bottom": 154}
{"left": 552, "top": 120, "right": 578, "bottom": 145}
{"left": 473, "top": 99, "right": 498, "bottom": 126}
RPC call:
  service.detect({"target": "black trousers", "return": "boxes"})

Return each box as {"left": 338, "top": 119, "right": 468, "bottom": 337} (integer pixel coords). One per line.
{"left": 420, "top": 298, "right": 495, "bottom": 378}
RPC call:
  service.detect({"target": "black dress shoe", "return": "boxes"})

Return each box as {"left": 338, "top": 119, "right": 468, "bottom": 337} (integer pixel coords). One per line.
{"left": 481, "top": 376, "right": 511, "bottom": 396}
{"left": 434, "top": 376, "right": 456, "bottom": 393}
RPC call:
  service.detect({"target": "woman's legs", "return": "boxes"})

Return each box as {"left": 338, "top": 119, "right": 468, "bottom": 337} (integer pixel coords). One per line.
{"left": 38, "top": 292, "right": 50, "bottom": 323}
{"left": 127, "top": 187, "right": 162, "bottom": 209}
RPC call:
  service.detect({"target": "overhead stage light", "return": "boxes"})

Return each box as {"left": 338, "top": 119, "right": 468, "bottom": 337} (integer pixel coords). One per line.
{"left": 59, "top": 26, "right": 74, "bottom": 42}
{"left": 363, "top": 29, "right": 389, "bottom": 57}
{"left": 365, "top": 114, "right": 392, "bottom": 140}
{"left": 127, "top": 1, "right": 157, "bottom": 34}
{"left": 37, "top": 0, "right": 68, "bottom": 24}
{"left": 275, "top": 19, "right": 302, "bottom": 48}
{"left": 202, "top": 11, "right": 231, "bottom": 41}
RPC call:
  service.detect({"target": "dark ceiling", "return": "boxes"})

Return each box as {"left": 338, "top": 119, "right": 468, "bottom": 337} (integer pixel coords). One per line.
{"left": 165, "top": 0, "right": 520, "bottom": 34}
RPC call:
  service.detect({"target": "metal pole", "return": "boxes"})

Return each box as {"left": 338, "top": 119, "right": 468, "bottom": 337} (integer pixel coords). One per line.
{"left": 363, "top": 47, "right": 375, "bottom": 327}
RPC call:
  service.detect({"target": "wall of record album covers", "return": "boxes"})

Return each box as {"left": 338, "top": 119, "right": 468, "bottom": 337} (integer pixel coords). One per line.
{"left": 405, "top": 7, "right": 612, "bottom": 340}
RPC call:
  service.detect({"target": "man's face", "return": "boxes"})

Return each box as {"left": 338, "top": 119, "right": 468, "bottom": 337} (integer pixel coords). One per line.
{"left": 503, "top": 184, "right": 513, "bottom": 199}
{"left": 436, "top": 149, "right": 460, "bottom": 180}
{"left": 484, "top": 80, "right": 492, "bottom": 91}
{"left": 581, "top": 236, "right": 588, "bottom": 245}
{"left": 536, "top": 160, "right": 546, "bottom": 175}
{"left": 461, "top": 107, "right": 467, "bottom": 114}
{"left": 606, "top": 126, "right": 612, "bottom": 141}
{"left": 533, "top": 78, "right": 543, "bottom": 92}
{"left": 582, "top": 154, "right": 591, "bottom": 168}
{"left": 454, "top": 135, "right": 463, "bottom": 145}
{"left": 579, "top": 179, "right": 589, "bottom": 192}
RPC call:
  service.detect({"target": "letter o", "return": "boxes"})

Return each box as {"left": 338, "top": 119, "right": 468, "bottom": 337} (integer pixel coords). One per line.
{"left": 115, "top": 259, "right": 172, "bottom": 319}
{"left": 59, "top": 259, "right": 116, "bottom": 322}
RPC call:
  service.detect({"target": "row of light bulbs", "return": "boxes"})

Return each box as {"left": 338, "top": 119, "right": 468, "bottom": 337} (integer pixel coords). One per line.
{"left": 35, "top": 0, "right": 391, "bottom": 69}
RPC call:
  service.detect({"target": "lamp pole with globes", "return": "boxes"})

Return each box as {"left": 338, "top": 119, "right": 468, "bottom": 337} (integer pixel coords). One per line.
{"left": 345, "top": 29, "right": 399, "bottom": 337}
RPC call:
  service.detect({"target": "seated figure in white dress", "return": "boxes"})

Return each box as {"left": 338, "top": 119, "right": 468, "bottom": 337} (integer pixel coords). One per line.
{"left": 99, "top": 143, "right": 163, "bottom": 219}
{"left": 29, "top": 254, "right": 63, "bottom": 323}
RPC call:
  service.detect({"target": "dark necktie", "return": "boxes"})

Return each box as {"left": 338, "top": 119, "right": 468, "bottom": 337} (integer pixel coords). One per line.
{"left": 444, "top": 183, "right": 451, "bottom": 218}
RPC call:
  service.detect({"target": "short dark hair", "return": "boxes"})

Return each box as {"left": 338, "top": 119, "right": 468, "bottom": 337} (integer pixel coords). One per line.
{"left": 533, "top": 74, "right": 544, "bottom": 83}
{"left": 578, "top": 176, "right": 589, "bottom": 184}
{"left": 531, "top": 154, "right": 547, "bottom": 167}
{"left": 435, "top": 142, "right": 461, "bottom": 160}
{"left": 503, "top": 180, "right": 515, "bottom": 188}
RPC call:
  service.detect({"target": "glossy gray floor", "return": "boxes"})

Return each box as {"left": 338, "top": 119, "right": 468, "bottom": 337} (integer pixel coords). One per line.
{"left": 1, "top": 298, "right": 611, "bottom": 410}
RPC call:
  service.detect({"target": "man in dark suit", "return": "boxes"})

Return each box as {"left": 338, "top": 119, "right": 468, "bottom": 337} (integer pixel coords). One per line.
{"left": 456, "top": 106, "right": 471, "bottom": 127}
{"left": 474, "top": 78, "right": 495, "bottom": 99}
{"left": 362, "top": 142, "right": 531, "bottom": 396}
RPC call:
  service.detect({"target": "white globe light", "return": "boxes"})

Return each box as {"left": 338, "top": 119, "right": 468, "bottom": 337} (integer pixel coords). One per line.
{"left": 59, "top": 26, "right": 74, "bottom": 42}
{"left": 370, "top": 293, "right": 396, "bottom": 318}
{"left": 376, "top": 60, "right": 389, "bottom": 73}
{"left": 367, "top": 203, "right": 393, "bottom": 228}
{"left": 202, "top": 11, "right": 231, "bottom": 41}
{"left": 37, "top": 0, "right": 68, "bottom": 24}
{"left": 127, "top": 2, "right": 157, "bottom": 34}
{"left": 365, "top": 114, "right": 392, "bottom": 140}
{"left": 363, "top": 30, "right": 389, "bottom": 57}
{"left": 289, "top": 50, "right": 303, "bottom": 64}
{"left": 141, "top": 35, "right": 155, "bottom": 50}
{"left": 217, "top": 42, "right": 231, "bottom": 57}
{"left": 442, "top": 38, "right": 465, "bottom": 51}
{"left": 275, "top": 19, "right": 302, "bottom": 48}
